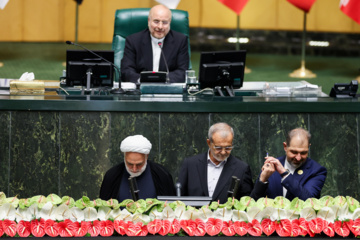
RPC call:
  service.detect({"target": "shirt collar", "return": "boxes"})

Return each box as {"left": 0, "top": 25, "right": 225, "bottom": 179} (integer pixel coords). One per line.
{"left": 284, "top": 158, "right": 297, "bottom": 174}
{"left": 150, "top": 34, "right": 165, "bottom": 46}
{"left": 207, "top": 150, "right": 227, "bottom": 167}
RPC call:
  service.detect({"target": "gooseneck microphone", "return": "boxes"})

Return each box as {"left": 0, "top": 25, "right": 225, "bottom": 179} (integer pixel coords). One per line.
{"left": 158, "top": 42, "right": 170, "bottom": 83}
{"left": 65, "top": 41, "right": 125, "bottom": 94}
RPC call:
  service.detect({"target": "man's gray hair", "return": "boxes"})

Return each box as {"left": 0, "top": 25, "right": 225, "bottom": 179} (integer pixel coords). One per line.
{"left": 286, "top": 128, "right": 311, "bottom": 146}
{"left": 208, "top": 122, "right": 234, "bottom": 142}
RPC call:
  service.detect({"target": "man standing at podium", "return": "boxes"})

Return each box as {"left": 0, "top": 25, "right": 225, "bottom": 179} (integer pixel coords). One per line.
{"left": 100, "top": 135, "right": 175, "bottom": 201}
{"left": 251, "top": 128, "right": 327, "bottom": 201}
{"left": 178, "top": 122, "right": 254, "bottom": 203}
{"left": 121, "top": 4, "right": 189, "bottom": 83}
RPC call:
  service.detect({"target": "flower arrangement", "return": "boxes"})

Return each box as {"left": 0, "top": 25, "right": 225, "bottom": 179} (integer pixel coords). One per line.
{"left": 0, "top": 192, "right": 359, "bottom": 237}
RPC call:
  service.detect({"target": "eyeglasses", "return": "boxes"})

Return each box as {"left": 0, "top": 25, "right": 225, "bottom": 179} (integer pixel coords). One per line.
{"left": 152, "top": 20, "right": 170, "bottom": 26}
{"left": 212, "top": 145, "right": 234, "bottom": 152}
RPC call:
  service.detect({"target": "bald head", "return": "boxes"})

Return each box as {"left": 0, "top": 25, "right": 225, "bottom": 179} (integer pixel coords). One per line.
{"left": 286, "top": 128, "right": 311, "bottom": 147}
{"left": 148, "top": 5, "right": 172, "bottom": 39}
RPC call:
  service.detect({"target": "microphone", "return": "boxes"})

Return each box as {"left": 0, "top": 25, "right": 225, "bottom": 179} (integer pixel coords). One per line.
{"left": 175, "top": 182, "right": 181, "bottom": 197}
{"left": 128, "top": 177, "right": 140, "bottom": 201}
{"left": 158, "top": 42, "right": 170, "bottom": 83}
{"left": 227, "top": 176, "right": 240, "bottom": 198}
{"left": 65, "top": 41, "right": 125, "bottom": 94}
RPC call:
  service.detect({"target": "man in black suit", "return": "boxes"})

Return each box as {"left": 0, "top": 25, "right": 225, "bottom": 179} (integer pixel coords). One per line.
{"left": 100, "top": 135, "right": 175, "bottom": 201}
{"left": 178, "top": 122, "right": 254, "bottom": 204}
{"left": 121, "top": 4, "right": 189, "bottom": 84}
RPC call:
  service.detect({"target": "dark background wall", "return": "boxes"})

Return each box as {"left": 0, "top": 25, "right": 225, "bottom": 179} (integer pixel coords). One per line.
{"left": 1, "top": 111, "right": 358, "bottom": 200}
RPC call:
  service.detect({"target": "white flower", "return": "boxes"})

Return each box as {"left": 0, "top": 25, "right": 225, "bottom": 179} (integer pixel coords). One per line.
{"left": 68, "top": 207, "right": 84, "bottom": 222}
{"left": 15, "top": 207, "right": 33, "bottom": 222}
{"left": 231, "top": 209, "right": 248, "bottom": 222}
{"left": 111, "top": 208, "right": 132, "bottom": 221}
{"left": 161, "top": 206, "right": 175, "bottom": 221}
{"left": 83, "top": 207, "right": 98, "bottom": 222}
{"left": 258, "top": 207, "right": 276, "bottom": 221}
{"left": 53, "top": 204, "right": 70, "bottom": 221}
{"left": 213, "top": 208, "right": 232, "bottom": 221}
{"left": 300, "top": 207, "right": 316, "bottom": 221}
{"left": 195, "top": 207, "right": 213, "bottom": 222}
{"left": 0, "top": 203, "right": 16, "bottom": 221}
{"left": 39, "top": 202, "right": 55, "bottom": 220}
{"left": 97, "top": 206, "right": 112, "bottom": 220}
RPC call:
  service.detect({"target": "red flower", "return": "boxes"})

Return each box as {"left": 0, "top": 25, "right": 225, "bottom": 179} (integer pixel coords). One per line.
{"left": 57, "top": 219, "right": 76, "bottom": 237}
{"left": 347, "top": 218, "right": 360, "bottom": 237}
{"left": 31, "top": 219, "right": 46, "bottom": 237}
{"left": 180, "top": 219, "right": 196, "bottom": 236}
{"left": 138, "top": 222, "right": 148, "bottom": 236}
{"left": 290, "top": 219, "right": 300, "bottom": 237}
{"left": 233, "top": 221, "right": 248, "bottom": 236}
{"left": 126, "top": 221, "right": 146, "bottom": 236}
{"left": 73, "top": 221, "right": 91, "bottom": 237}
{"left": 334, "top": 220, "right": 350, "bottom": 237}
{"left": 17, "top": 220, "right": 31, "bottom": 237}
{"left": 114, "top": 220, "right": 128, "bottom": 236}
{"left": 44, "top": 219, "right": 59, "bottom": 237}
{"left": 169, "top": 219, "right": 181, "bottom": 234}
{"left": 275, "top": 219, "right": 291, "bottom": 237}
{"left": 308, "top": 217, "right": 324, "bottom": 234}
{"left": 0, "top": 220, "right": 4, "bottom": 237}
{"left": 205, "top": 218, "right": 223, "bottom": 236}
{"left": 158, "top": 220, "right": 171, "bottom": 236}
{"left": 147, "top": 219, "right": 162, "bottom": 235}
{"left": 247, "top": 219, "right": 262, "bottom": 236}
{"left": 323, "top": 221, "right": 335, "bottom": 237}
{"left": 3, "top": 219, "right": 17, "bottom": 237}
{"left": 221, "top": 220, "right": 236, "bottom": 236}
{"left": 99, "top": 220, "right": 114, "bottom": 237}
{"left": 88, "top": 220, "right": 101, "bottom": 237}
{"left": 298, "top": 218, "right": 309, "bottom": 236}
{"left": 194, "top": 219, "right": 206, "bottom": 236}
{"left": 261, "top": 218, "right": 276, "bottom": 236}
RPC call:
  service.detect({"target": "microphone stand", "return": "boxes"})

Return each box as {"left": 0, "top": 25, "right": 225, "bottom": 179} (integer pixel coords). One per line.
{"left": 158, "top": 42, "right": 170, "bottom": 83}
{"left": 65, "top": 41, "right": 125, "bottom": 94}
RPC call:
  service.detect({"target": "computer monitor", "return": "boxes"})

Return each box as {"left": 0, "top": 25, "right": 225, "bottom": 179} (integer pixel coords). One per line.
{"left": 66, "top": 50, "right": 114, "bottom": 88}
{"left": 199, "top": 50, "right": 246, "bottom": 91}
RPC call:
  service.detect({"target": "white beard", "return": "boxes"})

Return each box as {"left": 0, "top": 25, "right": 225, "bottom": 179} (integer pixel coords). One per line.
{"left": 125, "top": 161, "right": 147, "bottom": 177}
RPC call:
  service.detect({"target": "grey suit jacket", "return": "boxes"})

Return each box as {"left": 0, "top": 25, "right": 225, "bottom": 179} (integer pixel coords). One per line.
{"left": 178, "top": 152, "right": 254, "bottom": 204}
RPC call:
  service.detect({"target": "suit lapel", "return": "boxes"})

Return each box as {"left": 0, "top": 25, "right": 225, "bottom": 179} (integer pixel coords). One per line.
{"left": 212, "top": 156, "right": 235, "bottom": 201}
{"left": 285, "top": 158, "right": 311, "bottom": 199}
{"left": 197, "top": 153, "right": 209, "bottom": 196}
{"left": 160, "top": 31, "right": 174, "bottom": 71}
{"left": 142, "top": 32, "right": 153, "bottom": 71}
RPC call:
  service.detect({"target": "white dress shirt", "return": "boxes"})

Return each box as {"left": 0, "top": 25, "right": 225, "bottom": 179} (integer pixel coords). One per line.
{"left": 207, "top": 150, "right": 227, "bottom": 197}
{"left": 150, "top": 35, "right": 164, "bottom": 72}
{"left": 282, "top": 159, "right": 296, "bottom": 197}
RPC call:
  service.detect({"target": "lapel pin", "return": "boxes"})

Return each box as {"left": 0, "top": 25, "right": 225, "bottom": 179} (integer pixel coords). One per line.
{"left": 297, "top": 170, "right": 303, "bottom": 175}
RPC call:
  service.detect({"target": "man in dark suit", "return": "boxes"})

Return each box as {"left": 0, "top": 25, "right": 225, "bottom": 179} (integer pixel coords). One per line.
{"left": 121, "top": 4, "right": 189, "bottom": 84}
{"left": 251, "top": 128, "right": 327, "bottom": 201}
{"left": 178, "top": 122, "right": 254, "bottom": 204}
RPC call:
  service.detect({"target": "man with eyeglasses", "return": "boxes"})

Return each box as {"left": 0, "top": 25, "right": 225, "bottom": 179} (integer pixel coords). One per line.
{"left": 121, "top": 4, "right": 189, "bottom": 84}
{"left": 178, "top": 122, "right": 254, "bottom": 203}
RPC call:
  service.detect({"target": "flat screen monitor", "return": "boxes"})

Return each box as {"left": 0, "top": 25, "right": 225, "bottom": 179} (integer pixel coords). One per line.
{"left": 66, "top": 50, "right": 114, "bottom": 88}
{"left": 199, "top": 50, "right": 246, "bottom": 90}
